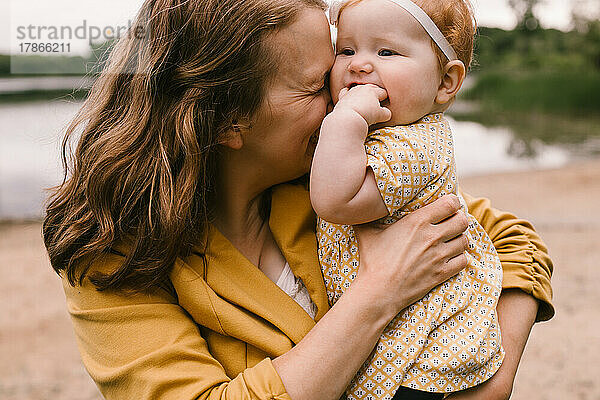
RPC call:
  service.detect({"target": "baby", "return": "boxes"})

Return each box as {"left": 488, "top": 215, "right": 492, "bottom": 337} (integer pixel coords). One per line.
{"left": 310, "top": 0, "right": 504, "bottom": 398}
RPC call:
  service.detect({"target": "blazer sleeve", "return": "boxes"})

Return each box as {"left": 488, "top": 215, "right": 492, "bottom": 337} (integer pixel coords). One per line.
{"left": 461, "top": 190, "right": 555, "bottom": 322}
{"left": 62, "top": 253, "right": 291, "bottom": 400}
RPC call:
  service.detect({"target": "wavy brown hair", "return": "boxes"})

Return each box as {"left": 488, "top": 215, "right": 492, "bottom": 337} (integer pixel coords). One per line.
{"left": 43, "top": 0, "right": 327, "bottom": 292}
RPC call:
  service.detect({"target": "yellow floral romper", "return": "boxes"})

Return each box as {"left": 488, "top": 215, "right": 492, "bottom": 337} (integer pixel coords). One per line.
{"left": 317, "top": 113, "right": 505, "bottom": 398}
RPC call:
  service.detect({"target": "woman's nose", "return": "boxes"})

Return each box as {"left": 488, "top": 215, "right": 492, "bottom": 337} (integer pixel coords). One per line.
{"left": 348, "top": 56, "right": 374, "bottom": 74}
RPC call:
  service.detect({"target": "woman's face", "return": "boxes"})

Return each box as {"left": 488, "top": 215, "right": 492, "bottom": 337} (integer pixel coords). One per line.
{"left": 243, "top": 8, "right": 334, "bottom": 184}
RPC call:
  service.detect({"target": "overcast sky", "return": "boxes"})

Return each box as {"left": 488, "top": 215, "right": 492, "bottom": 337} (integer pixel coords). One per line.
{"left": 0, "top": 0, "right": 594, "bottom": 56}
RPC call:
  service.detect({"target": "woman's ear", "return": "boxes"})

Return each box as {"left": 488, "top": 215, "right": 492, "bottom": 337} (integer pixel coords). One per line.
{"left": 435, "top": 60, "right": 466, "bottom": 105}
{"left": 219, "top": 123, "right": 245, "bottom": 150}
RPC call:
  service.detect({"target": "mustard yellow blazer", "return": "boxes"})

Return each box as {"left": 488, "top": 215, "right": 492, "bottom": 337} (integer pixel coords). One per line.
{"left": 62, "top": 183, "right": 553, "bottom": 399}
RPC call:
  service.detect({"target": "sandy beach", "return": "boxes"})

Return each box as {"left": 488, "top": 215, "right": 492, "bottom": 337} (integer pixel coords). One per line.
{"left": 1, "top": 159, "right": 599, "bottom": 400}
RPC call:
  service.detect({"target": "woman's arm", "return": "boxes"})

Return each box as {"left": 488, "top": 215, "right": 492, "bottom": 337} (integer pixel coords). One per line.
{"left": 463, "top": 191, "right": 554, "bottom": 321}
{"left": 65, "top": 196, "right": 468, "bottom": 400}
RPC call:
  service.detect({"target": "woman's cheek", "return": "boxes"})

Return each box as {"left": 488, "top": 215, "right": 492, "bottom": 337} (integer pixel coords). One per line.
{"left": 330, "top": 83, "right": 345, "bottom": 104}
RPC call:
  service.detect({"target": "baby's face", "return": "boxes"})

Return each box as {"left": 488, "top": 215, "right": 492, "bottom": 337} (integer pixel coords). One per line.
{"left": 330, "top": 0, "right": 443, "bottom": 126}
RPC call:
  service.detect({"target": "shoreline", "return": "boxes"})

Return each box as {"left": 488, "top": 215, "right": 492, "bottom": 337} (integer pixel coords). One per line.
{"left": 2, "top": 159, "right": 600, "bottom": 399}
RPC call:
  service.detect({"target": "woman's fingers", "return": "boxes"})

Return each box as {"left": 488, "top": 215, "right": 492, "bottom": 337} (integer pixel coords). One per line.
{"left": 443, "top": 252, "right": 469, "bottom": 280}
{"left": 433, "top": 235, "right": 468, "bottom": 284}
{"left": 353, "top": 194, "right": 472, "bottom": 315}
{"left": 444, "top": 233, "right": 469, "bottom": 259}
{"left": 354, "top": 212, "right": 470, "bottom": 316}
{"left": 437, "top": 210, "right": 469, "bottom": 243}
{"left": 420, "top": 194, "right": 461, "bottom": 225}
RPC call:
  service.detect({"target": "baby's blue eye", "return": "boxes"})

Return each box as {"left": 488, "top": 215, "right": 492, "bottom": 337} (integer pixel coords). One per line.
{"left": 378, "top": 49, "right": 397, "bottom": 56}
{"left": 338, "top": 48, "right": 355, "bottom": 56}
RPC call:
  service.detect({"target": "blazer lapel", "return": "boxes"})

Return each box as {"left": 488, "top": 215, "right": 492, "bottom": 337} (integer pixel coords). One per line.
{"left": 183, "top": 183, "right": 331, "bottom": 345}
{"left": 269, "top": 184, "right": 330, "bottom": 322}
{"left": 198, "top": 227, "right": 315, "bottom": 345}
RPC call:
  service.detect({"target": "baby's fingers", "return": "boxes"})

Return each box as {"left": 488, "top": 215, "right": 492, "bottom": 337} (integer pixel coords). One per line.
{"left": 338, "top": 87, "right": 350, "bottom": 100}
{"left": 376, "top": 106, "right": 392, "bottom": 123}
{"left": 367, "top": 84, "right": 389, "bottom": 102}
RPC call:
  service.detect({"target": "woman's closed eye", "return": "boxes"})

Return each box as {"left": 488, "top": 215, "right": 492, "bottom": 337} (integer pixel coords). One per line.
{"left": 315, "top": 74, "right": 330, "bottom": 94}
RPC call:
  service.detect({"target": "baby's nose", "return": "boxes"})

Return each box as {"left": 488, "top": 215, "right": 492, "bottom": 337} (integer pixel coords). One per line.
{"left": 348, "top": 56, "right": 374, "bottom": 74}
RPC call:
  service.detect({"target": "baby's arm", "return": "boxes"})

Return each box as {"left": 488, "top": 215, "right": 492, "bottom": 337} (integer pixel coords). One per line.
{"left": 310, "top": 85, "right": 391, "bottom": 225}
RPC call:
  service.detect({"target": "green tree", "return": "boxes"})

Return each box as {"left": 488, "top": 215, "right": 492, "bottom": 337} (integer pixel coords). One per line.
{"left": 572, "top": 0, "right": 600, "bottom": 69}
{"left": 0, "top": 55, "right": 9, "bottom": 76}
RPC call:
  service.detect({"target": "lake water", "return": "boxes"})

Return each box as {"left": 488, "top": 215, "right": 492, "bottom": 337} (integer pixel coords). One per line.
{"left": 0, "top": 99, "right": 572, "bottom": 220}
{"left": 0, "top": 77, "right": 94, "bottom": 94}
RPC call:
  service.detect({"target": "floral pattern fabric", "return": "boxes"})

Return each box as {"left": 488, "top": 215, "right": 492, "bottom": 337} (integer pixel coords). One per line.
{"left": 317, "top": 114, "right": 504, "bottom": 398}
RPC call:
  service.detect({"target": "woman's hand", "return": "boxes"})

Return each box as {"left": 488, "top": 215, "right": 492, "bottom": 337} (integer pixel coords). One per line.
{"left": 275, "top": 194, "right": 469, "bottom": 400}
{"left": 352, "top": 194, "right": 470, "bottom": 320}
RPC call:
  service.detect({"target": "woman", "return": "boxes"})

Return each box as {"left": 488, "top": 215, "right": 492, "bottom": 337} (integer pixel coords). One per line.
{"left": 43, "top": 0, "right": 553, "bottom": 399}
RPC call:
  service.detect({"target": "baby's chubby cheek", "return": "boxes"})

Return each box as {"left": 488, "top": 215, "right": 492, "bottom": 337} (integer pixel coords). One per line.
{"left": 328, "top": 62, "right": 346, "bottom": 104}
{"left": 329, "top": 81, "right": 343, "bottom": 105}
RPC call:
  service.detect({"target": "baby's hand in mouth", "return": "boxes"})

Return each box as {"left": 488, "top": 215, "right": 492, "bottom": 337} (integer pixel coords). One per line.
{"left": 335, "top": 84, "right": 391, "bottom": 126}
